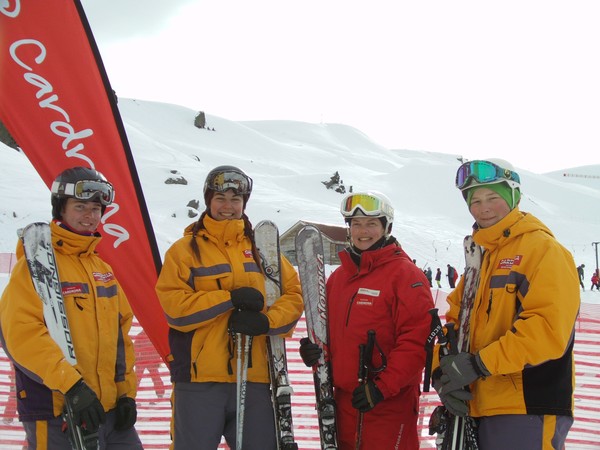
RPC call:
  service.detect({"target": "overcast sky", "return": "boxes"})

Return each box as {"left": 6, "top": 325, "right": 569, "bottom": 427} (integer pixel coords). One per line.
{"left": 80, "top": 0, "right": 600, "bottom": 174}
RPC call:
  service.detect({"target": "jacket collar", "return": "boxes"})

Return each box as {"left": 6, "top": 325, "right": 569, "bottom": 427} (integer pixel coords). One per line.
{"left": 185, "top": 215, "right": 246, "bottom": 245}
{"left": 473, "top": 208, "right": 553, "bottom": 251}
{"left": 51, "top": 221, "right": 101, "bottom": 256}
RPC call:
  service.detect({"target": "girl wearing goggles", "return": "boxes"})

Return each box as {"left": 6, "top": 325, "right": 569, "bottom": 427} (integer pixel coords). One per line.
{"left": 156, "top": 165, "right": 303, "bottom": 450}
{"left": 433, "top": 158, "right": 578, "bottom": 450}
{"left": 1, "top": 166, "right": 143, "bottom": 449}
{"left": 299, "top": 190, "right": 434, "bottom": 449}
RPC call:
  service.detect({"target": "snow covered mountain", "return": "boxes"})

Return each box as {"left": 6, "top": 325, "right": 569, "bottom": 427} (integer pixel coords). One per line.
{"left": 1, "top": 98, "right": 599, "bottom": 277}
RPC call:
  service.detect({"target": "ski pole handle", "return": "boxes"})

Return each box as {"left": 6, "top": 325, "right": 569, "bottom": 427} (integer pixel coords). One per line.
{"left": 357, "top": 343, "right": 367, "bottom": 384}
{"left": 444, "top": 323, "right": 459, "bottom": 356}
{"left": 424, "top": 308, "right": 446, "bottom": 392}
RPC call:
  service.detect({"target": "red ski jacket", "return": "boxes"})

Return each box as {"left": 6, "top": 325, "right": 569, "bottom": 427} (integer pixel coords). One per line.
{"left": 326, "top": 242, "right": 434, "bottom": 399}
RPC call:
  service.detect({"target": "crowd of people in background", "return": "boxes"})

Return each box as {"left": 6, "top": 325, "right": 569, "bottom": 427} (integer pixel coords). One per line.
{"left": 418, "top": 262, "right": 459, "bottom": 289}
{"left": 578, "top": 263, "right": 600, "bottom": 292}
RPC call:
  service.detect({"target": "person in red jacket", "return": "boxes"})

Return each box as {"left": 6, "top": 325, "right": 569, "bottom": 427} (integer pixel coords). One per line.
{"left": 299, "top": 191, "right": 434, "bottom": 449}
{"left": 591, "top": 269, "right": 600, "bottom": 291}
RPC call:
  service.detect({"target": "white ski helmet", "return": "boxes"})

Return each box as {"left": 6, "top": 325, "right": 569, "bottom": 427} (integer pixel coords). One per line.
{"left": 340, "top": 191, "right": 394, "bottom": 236}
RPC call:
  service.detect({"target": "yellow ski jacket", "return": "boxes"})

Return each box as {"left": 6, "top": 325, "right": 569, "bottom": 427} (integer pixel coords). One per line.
{"left": 156, "top": 215, "right": 303, "bottom": 384}
{"left": 0, "top": 222, "right": 137, "bottom": 421}
{"left": 446, "top": 208, "right": 579, "bottom": 417}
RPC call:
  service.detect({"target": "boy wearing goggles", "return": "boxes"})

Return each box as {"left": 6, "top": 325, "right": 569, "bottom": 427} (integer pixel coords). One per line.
{"left": 299, "top": 191, "right": 434, "bottom": 449}
{"left": 434, "top": 159, "right": 579, "bottom": 449}
{"left": 156, "top": 165, "right": 303, "bottom": 449}
{"left": 0, "top": 166, "right": 142, "bottom": 449}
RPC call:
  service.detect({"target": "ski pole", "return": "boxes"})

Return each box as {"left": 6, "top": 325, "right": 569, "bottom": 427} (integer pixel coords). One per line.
{"left": 355, "top": 342, "right": 367, "bottom": 450}
{"left": 355, "top": 330, "right": 387, "bottom": 450}
{"left": 236, "top": 333, "right": 243, "bottom": 450}
{"left": 424, "top": 308, "right": 447, "bottom": 392}
{"left": 443, "top": 324, "right": 468, "bottom": 450}
{"left": 236, "top": 333, "right": 253, "bottom": 450}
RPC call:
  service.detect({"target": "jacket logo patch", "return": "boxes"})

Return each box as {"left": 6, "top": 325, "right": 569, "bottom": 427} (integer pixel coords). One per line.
{"left": 243, "top": 249, "right": 253, "bottom": 258}
{"left": 356, "top": 287, "right": 379, "bottom": 306}
{"left": 498, "top": 255, "right": 523, "bottom": 270}
{"left": 92, "top": 271, "right": 115, "bottom": 283}
{"left": 62, "top": 284, "right": 86, "bottom": 296}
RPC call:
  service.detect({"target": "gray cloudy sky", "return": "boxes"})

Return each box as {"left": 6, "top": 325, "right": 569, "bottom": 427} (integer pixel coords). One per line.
{"left": 81, "top": 0, "right": 600, "bottom": 174}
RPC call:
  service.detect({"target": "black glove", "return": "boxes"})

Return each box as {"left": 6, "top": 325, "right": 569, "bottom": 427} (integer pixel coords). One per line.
{"left": 229, "top": 310, "right": 270, "bottom": 336}
{"left": 114, "top": 397, "right": 137, "bottom": 431}
{"left": 299, "top": 337, "right": 322, "bottom": 367}
{"left": 439, "top": 352, "right": 490, "bottom": 393}
{"left": 230, "top": 287, "right": 264, "bottom": 312}
{"left": 351, "top": 380, "right": 384, "bottom": 412}
{"left": 64, "top": 380, "right": 106, "bottom": 432}
{"left": 432, "top": 368, "right": 472, "bottom": 417}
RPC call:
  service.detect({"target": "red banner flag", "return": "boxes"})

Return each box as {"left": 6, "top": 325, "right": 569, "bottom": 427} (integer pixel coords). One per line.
{"left": 0, "top": 1, "right": 169, "bottom": 361}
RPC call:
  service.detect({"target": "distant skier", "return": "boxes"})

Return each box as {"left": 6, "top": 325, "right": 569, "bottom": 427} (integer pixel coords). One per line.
{"left": 446, "top": 264, "right": 458, "bottom": 288}
{"left": 591, "top": 269, "right": 600, "bottom": 291}
{"left": 577, "top": 264, "right": 585, "bottom": 290}
{"left": 424, "top": 266, "right": 433, "bottom": 287}
{"left": 435, "top": 268, "right": 442, "bottom": 288}
{"left": 433, "top": 159, "right": 579, "bottom": 449}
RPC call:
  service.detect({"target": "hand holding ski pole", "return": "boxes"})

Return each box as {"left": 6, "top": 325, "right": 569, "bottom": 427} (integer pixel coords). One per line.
{"left": 353, "top": 330, "right": 387, "bottom": 450}
{"left": 229, "top": 310, "right": 270, "bottom": 336}
{"left": 432, "top": 324, "right": 474, "bottom": 417}
{"left": 64, "top": 380, "right": 106, "bottom": 433}
{"left": 299, "top": 337, "right": 322, "bottom": 367}
{"left": 230, "top": 287, "right": 265, "bottom": 311}
{"left": 352, "top": 330, "right": 386, "bottom": 413}
{"left": 439, "top": 352, "right": 490, "bottom": 393}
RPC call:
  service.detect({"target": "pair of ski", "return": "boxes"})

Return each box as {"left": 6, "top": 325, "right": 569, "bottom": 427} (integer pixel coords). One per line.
{"left": 21, "top": 223, "right": 99, "bottom": 450}
{"left": 426, "top": 235, "right": 483, "bottom": 450}
{"left": 256, "top": 222, "right": 339, "bottom": 449}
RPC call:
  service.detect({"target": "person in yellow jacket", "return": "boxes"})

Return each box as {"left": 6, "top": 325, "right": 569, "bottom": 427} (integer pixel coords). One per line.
{"left": 0, "top": 167, "right": 142, "bottom": 449}
{"left": 433, "top": 159, "right": 579, "bottom": 450}
{"left": 156, "top": 165, "right": 303, "bottom": 450}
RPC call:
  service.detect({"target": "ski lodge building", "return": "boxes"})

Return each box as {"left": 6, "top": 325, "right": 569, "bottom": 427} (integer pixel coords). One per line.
{"left": 280, "top": 220, "right": 347, "bottom": 265}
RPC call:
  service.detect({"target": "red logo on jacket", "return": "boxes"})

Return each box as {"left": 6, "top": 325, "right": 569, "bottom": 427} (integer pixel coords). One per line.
{"left": 498, "top": 255, "right": 523, "bottom": 269}
{"left": 92, "top": 271, "right": 115, "bottom": 283}
{"left": 243, "top": 249, "right": 253, "bottom": 258}
{"left": 62, "top": 284, "right": 86, "bottom": 296}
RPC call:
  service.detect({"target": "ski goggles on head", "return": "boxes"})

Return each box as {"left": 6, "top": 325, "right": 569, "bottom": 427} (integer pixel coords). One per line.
{"left": 340, "top": 193, "right": 393, "bottom": 218}
{"left": 455, "top": 160, "right": 520, "bottom": 190}
{"left": 52, "top": 179, "right": 114, "bottom": 205}
{"left": 205, "top": 170, "right": 253, "bottom": 195}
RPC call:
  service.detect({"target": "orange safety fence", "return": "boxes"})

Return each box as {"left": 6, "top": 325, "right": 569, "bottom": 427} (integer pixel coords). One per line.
{"left": 1, "top": 300, "right": 599, "bottom": 449}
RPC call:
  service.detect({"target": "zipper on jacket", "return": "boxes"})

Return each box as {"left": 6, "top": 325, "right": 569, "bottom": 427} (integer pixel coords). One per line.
{"left": 192, "top": 345, "right": 204, "bottom": 377}
{"left": 345, "top": 292, "right": 358, "bottom": 326}
{"left": 73, "top": 296, "right": 85, "bottom": 311}
{"left": 485, "top": 291, "right": 493, "bottom": 322}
